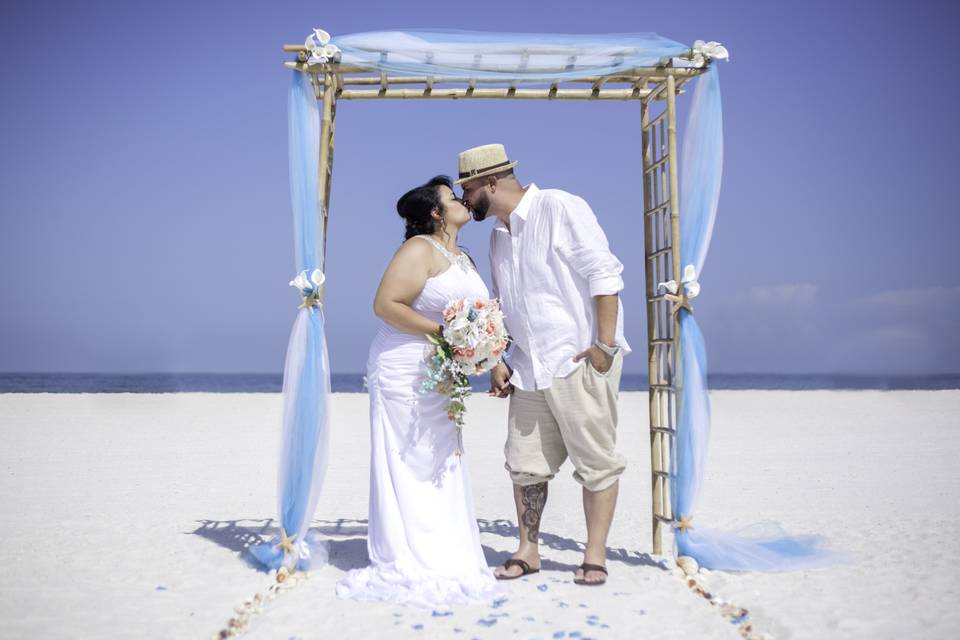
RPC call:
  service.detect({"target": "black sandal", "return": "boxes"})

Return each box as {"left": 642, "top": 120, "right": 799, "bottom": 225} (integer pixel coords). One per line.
{"left": 574, "top": 563, "right": 608, "bottom": 586}
{"left": 495, "top": 558, "right": 540, "bottom": 580}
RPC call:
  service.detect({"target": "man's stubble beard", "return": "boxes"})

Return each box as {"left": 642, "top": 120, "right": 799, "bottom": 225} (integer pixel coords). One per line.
{"left": 470, "top": 193, "right": 491, "bottom": 221}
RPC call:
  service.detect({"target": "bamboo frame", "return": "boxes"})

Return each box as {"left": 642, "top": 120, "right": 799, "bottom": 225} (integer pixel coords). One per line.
{"left": 640, "top": 82, "right": 681, "bottom": 554}
{"left": 286, "top": 45, "right": 701, "bottom": 555}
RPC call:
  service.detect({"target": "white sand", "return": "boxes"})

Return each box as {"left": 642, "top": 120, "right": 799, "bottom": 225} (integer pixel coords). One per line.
{"left": 1, "top": 390, "right": 958, "bottom": 639}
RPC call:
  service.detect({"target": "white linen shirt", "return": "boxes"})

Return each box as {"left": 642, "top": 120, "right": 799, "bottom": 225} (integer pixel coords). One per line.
{"left": 489, "top": 183, "right": 631, "bottom": 391}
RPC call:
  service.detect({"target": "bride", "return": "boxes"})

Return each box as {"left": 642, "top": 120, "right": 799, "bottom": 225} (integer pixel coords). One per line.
{"left": 335, "top": 176, "right": 502, "bottom": 606}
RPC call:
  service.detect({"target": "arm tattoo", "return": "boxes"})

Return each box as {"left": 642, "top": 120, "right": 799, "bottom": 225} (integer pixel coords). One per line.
{"left": 520, "top": 482, "right": 548, "bottom": 544}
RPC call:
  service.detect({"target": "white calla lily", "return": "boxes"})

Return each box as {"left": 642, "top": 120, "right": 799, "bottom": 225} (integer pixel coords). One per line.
{"left": 658, "top": 264, "right": 701, "bottom": 298}
{"left": 290, "top": 271, "right": 311, "bottom": 291}
{"left": 313, "top": 28, "right": 330, "bottom": 46}
{"left": 659, "top": 279, "right": 680, "bottom": 295}
{"left": 690, "top": 40, "right": 730, "bottom": 67}
{"left": 680, "top": 264, "right": 700, "bottom": 299}
{"left": 309, "top": 268, "right": 325, "bottom": 288}
{"left": 304, "top": 30, "right": 336, "bottom": 64}
{"left": 322, "top": 43, "right": 340, "bottom": 59}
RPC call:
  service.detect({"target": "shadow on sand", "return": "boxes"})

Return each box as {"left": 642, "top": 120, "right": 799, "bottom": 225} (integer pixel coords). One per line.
{"left": 190, "top": 517, "right": 663, "bottom": 574}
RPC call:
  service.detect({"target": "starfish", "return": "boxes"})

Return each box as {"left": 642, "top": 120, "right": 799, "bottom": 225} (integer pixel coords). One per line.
{"left": 673, "top": 513, "right": 695, "bottom": 534}
{"left": 274, "top": 528, "right": 298, "bottom": 556}
{"left": 298, "top": 292, "right": 322, "bottom": 312}
{"left": 664, "top": 292, "right": 694, "bottom": 319}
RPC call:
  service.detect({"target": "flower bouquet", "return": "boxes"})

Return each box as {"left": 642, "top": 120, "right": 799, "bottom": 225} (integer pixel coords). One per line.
{"left": 421, "top": 297, "right": 510, "bottom": 454}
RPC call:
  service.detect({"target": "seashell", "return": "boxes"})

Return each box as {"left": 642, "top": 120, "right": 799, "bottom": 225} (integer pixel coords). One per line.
{"left": 677, "top": 555, "right": 699, "bottom": 576}
{"left": 686, "top": 577, "right": 697, "bottom": 588}
{"left": 277, "top": 566, "right": 290, "bottom": 583}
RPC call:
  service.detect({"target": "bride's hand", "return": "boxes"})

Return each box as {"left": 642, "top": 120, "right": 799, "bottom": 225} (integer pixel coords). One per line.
{"left": 489, "top": 362, "right": 513, "bottom": 398}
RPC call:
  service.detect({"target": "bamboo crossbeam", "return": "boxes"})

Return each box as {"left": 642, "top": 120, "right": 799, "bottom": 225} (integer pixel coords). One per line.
{"left": 643, "top": 155, "right": 670, "bottom": 173}
{"left": 307, "top": 73, "right": 688, "bottom": 86}
{"left": 646, "top": 246, "right": 673, "bottom": 259}
{"left": 282, "top": 58, "right": 706, "bottom": 80}
{"left": 285, "top": 42, "right": 681, "bottom": 58}
{"left": 333, "top": 87, "right": 652, "bottom": 100}
{"left": 644, "top": 200, "right": 671, "bottom": 215}
{"left": 643, "top": 110, "right": 668, "bottom": 130}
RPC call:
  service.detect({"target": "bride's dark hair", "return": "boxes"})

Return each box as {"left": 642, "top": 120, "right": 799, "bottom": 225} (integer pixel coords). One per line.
{"left": 396, "top": 175, "right": 453, "bottom": 241}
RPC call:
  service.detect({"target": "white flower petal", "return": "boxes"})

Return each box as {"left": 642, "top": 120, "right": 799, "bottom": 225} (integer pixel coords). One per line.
{"left": 681, "top": 264, "right": 698, "bottom": 284}
{"left": 322, "top": 43, "right": 340, "bottom": 58}
{"left": 686, "top": 281, "right": 701, "bottom": 299}
{"left": 658, "top": 280, "right": 679, "bottom": 295}
{"left": 310, "top": 269, "right": 325, "bottom": 287}
{"left": 313, "top": 28, "right": 330, "bottom": 46}
{"left": 290, "top": 271, "right": 311, "bottom": 291}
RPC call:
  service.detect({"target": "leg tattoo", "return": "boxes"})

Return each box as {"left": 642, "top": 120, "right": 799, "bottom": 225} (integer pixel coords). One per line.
{"left": 520, "top": 482, "right": 548, "bottom": 544}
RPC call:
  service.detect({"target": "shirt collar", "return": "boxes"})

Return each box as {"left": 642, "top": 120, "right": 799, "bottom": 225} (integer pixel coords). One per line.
{"left": 511, "top": 183, "right": 539, "bottom": 220}
{"left": 493, "top": 183, "right": 538, "bottom": 234}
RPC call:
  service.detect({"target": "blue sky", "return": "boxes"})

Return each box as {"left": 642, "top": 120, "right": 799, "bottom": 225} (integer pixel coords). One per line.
{"left": 1, "top": 0, "right": 958, "bottom": 375}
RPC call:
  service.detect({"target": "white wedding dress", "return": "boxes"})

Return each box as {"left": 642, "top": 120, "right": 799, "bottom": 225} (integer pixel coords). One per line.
{"left": 336, "top": 236, "right": 503, "bottom": 607}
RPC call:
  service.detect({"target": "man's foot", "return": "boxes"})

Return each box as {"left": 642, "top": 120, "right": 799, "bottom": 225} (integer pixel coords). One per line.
{"left": 494, "top": 551, "right": 540, "bottom": 579}
{"left": 573, "top": 563, "right": 608, "bottom": 586}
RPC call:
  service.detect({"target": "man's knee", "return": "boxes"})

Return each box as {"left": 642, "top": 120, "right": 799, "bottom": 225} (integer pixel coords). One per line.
{"left": 573, "top": 457, "right": 626, "bottom": 492}
{"left": 508, "top": 468, "right": 556, "bottom": 486}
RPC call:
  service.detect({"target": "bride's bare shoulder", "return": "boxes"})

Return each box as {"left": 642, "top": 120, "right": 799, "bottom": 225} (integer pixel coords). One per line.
{"left": 386, "top": 236, "right": 435, "bottom": 268}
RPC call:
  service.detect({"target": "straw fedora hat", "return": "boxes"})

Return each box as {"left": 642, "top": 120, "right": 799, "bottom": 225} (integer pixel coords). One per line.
{"left": 454, "top": 144, "right": 519, "bottom": 185}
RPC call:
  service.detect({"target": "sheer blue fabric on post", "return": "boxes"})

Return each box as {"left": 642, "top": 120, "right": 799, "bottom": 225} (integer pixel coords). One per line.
{"left": 330, "top": 30, "right": 691, "bottom": 81}
{"left": 672, "top": 67, "right": 842, "bottom": 570}
{"left": 249, "top": 71, "right": 331, "bottom": 572}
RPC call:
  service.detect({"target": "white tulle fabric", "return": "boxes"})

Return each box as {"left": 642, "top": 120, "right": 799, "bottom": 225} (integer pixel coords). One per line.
{"left": 336, "top": 247, "right": 504, "bottom": 607}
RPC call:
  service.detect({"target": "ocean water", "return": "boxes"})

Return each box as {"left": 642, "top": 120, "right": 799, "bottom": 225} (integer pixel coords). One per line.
{"left": 1, "top": 372, "right": 957, "bottom": 393}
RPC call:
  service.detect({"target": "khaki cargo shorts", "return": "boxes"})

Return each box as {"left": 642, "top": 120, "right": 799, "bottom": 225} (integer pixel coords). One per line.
{"left": 504, "top": 352, "right": 626, "bottom": 492}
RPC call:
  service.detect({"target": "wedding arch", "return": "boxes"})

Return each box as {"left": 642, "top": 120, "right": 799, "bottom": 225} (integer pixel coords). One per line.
{"left": 252, "top": 29, "right": 831, "bottom": 576}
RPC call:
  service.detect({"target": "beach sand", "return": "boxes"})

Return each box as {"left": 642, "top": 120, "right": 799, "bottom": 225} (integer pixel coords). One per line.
{"left": 1, "top": 390, "right": 958, "bottom": 639}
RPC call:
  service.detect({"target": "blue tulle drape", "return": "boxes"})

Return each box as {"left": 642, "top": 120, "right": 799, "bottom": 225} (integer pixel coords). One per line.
{"left": 672, "top": 67, "right": 840, "bottom": 570}
{"left": 330, "top": 30, "right": 692, "bottom": 81}
{"left": 250, "top": 71, "right": 331, "bottom": 572}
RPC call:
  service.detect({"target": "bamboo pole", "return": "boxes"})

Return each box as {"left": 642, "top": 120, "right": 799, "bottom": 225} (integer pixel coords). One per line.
{"left": 641, "top": 97, "right": 664, "bottom": 555}
{"left": 316, "top": 72, "right": 337, "bottom": 294}
{"left": 665, "top": 73, "right": 683, "bottom": 542}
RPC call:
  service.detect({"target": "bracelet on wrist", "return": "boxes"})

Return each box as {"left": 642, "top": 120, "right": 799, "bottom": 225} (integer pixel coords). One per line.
{"left": 593, "top": 339, "right": 621, "bottom": 357}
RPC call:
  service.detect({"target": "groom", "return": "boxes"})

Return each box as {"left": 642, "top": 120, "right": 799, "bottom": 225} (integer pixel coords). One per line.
{"left": 456, "top": 144, "right": 630, "bottom": 585}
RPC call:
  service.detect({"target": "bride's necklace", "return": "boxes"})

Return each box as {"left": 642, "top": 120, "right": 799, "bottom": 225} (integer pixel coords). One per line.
{"left": 427, "top": 235, "right": 472, "bottom": 273}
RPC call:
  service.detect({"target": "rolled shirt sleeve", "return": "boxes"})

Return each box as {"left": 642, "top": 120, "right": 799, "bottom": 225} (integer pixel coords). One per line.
{"left": 554, "top": 195, "right": 625, "bottom": 297}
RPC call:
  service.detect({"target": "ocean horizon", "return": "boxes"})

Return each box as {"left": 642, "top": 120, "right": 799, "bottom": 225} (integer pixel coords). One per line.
{"left": 1, "top": 372, "right": 958, "bottom": 393}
